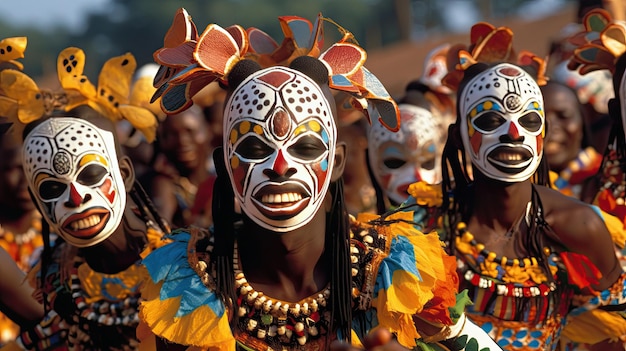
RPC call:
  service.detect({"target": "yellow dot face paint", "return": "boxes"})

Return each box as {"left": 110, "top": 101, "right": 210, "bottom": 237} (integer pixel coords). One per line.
{"left": 222, "top": 66, "right": 337, "bottom": 233}
{"left": 308, "top": 121, "right": 321, "bottom": 132}
{"left": 239, "top": 121, "right": 251, "bottom": 134}
{"left": 231, "top": 155, "right": 240, "bottom": 169}
{"left": 230, "top": 129, "right": 238, "bottom": 144}
{"left": 79, "top": 154, "right": 108, "bottom": 167}
{"left": 21, "top": 116, "right": 128, "bottom": 248}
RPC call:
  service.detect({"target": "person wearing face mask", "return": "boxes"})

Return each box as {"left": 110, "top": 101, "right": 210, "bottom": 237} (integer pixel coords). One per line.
{"left": 0, "top": 46, "right": 170, "bottom": 350}
{"left": 366, "top": 91, "right": 444, "bottom": 214}
{"left": 402, "top": 22, "right": 626, "bottom": 350}
{"left": 137, "top": 9, "right": 502, "bottom": 351}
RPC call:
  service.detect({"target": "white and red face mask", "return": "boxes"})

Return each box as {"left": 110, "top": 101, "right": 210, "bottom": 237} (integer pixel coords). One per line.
{"left": 368, "top": 104, "right": 442, "bottom": 204}
{"left": 22, "top": 117, "right": 127, "bottom": 247}
{"left": 223, "top": 66, "right": 336, "bottom": 232}
{"left": 459, "top": 63, "right": 545, "bottom": 182}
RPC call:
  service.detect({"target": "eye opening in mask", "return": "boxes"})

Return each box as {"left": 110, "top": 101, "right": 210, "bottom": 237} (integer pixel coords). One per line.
{"left": 421, "top": 157, "right": 436, "bottom": 170}
{"left": 472, "top": 111, "right": 507, "bottom": 132}
{"left": 383, "top": 158, "right": 407, "bottom": 169}
{"left": 287, "top": 134, "right": 327, "bottom": 161}
{"left": 518, "top": 111, "right": 543, "bottom": 133}
{"left": 77, "top": 164, "right": 109, "bottom": 186}
{"left": 38, "top": 178, "right": 68, "bottom": 201}
{"left": 235, "top": 134, "right": 274, "bottom": 160}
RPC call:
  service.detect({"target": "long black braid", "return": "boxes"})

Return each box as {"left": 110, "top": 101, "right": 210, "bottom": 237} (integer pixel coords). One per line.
{"left": 211, "top": 146, "right": 238, "bottom": 315}
{"left": 326, "top": 178, "right": 353, "bottom": 343}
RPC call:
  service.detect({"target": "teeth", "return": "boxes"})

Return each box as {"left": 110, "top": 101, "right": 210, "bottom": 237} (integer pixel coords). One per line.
{"left": 261, "top": 192, "right": 303, "bottom": 204}
{"left": 70, "top": 214, "right": 102, "bottom": 231}
{"left": 497, "top": 154, "right": 523, "bottom": 161}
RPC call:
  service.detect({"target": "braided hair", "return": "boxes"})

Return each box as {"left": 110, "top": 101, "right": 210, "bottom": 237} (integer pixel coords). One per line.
{"left": 21, "top": 107, "right": 170, "bottom": 315}
{"left": 441, "top": 62, "right": 559, "bottom": 322}
{"left": 211, "top": 56, "right": 353, "bottom": 344}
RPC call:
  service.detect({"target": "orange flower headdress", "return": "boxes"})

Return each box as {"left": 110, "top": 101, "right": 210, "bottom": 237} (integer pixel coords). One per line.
{"left": 0, "top": 46, "right": 159, "bottom": 141}
{"left": 442, "top": 22, "right": 548, "bottom": 92}
{"left": 151, "top": 8, "right": 400, "bottom": 131}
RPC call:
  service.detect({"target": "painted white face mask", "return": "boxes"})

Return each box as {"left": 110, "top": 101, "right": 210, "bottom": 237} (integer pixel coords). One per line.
{"left": 368, "top": 104, "right": 442, "bottom": 204}
{"left": 459, "top": 63, "right": 545, "bottom": 182}
{"left": 224, "top": 66, "right": 336, "bottom": 232}
{"left": 22, "top": 117, "right": 127, "bottom": 247}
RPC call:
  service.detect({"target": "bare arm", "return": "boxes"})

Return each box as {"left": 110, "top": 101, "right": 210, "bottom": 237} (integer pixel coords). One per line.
{"left": 0, "top": 248, "right": 43, "bottom": 327}
{"left": 540, "top": 187, "right": 623, "bottom": 291}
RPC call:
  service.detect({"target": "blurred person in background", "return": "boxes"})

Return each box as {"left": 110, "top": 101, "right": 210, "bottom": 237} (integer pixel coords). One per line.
{"left": 541, "top": 81, "right": 602, "bottom": 202}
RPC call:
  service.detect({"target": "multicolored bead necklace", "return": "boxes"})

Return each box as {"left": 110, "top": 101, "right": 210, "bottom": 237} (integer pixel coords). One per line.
{"left": 230, "top": 242, "right": 332, "bottom": 348}
{"left": 455, "top": 222, "right": 557, "bottom": 298}
{"left": 456, "top": 222, "right": 546, "bottom": 268}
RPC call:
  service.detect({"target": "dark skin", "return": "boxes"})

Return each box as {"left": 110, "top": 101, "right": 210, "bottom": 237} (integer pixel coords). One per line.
{"left": 154, "top": 142, "right": 347, "bottom": 350}
{"left": 450, "top": 112, "right": 621, "bottom": 294}
{"left": 468, "top": 172, "right": 621, "bottom": 292}
{"left": 446, "top": 115, "right": 622, "bottom": 350}
{"left": 150, "top": 106, "right": 212, "bottom": 228}
{"left": 0, "top": 133, "right": 39, "bottom": 237}
{"left": 542, "top": 82, "right": 585, "bottom": 174}
{"left": 0, "top": 247, "right": 43, "bottom": 329}
{"left": 154, "top": 140, "right": 454, "bottom": 350}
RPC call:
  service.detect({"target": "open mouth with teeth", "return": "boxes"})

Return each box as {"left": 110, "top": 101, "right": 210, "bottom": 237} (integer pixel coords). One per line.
{"left": 61, "top": 208, "right": 110, "bottom": 239}
{"left": 252, "top": 184, "right": 311, "bottom": 219}
{"left": 487, "top": 146, "right": 533, "bottom": 174}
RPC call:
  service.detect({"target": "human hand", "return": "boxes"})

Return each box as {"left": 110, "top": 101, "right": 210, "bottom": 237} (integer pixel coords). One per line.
{"left": 330, "top": 328, "right": 408, "bottom": 351}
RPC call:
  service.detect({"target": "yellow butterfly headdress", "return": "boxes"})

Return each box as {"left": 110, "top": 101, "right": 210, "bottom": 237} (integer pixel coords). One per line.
{"left": 0, "top": 37, "right": 27, "bottom": 70}
{"left": 442, "top": 22, "right": 548, "bottom": 92}
{"left": 0, "top": 46, "right": 159, "bottom": 142}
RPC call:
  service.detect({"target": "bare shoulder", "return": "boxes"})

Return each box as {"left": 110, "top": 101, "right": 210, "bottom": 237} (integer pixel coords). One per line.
{"left": 535, "top": 185, "right": 620, "bottom": 288}
{"left": 534, "top": 186, "right": 607, "bottom": 250}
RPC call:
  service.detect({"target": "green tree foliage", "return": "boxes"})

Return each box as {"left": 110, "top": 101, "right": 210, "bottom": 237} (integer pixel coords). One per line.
{"left": 1, "top": 0, "right": 404, "bottom": 82}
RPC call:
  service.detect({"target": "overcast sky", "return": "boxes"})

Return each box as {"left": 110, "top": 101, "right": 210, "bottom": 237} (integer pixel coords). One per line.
{"left": 0, "top": 0, "right": 111, "bottom": 32}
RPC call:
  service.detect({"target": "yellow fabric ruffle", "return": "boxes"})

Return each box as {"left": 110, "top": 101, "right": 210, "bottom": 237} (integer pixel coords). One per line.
{"left": 78, "top": 263, "right": 147, "bottom": 304}
{"left": 561, "top": 308, "right": 626, "bottom": 344}
{"left": 360, "top": 210, "right": 452, "bottom": 348}
{"left": 139, "top": 277, "right": 235, "bottom": 350}
{"left": 140, "top": 227, "right": 172, "bottom": 259}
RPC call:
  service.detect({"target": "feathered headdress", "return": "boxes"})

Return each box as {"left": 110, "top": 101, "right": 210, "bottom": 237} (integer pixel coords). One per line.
{"left": 0, "top": 45, "right": 159, "bottom": 141}
{"left": 151, "top": 8, "right": 400, "bottom": 131}
{"left": 442, "top": 22, "right": 548, "bottom": 92}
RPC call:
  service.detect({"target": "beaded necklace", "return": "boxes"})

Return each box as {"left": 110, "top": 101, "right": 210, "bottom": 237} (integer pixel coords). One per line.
{"left": 231, "top": 242, "right": 332, "bottom": 349}
{"left": 455, "top": 221, "right": 558, "bottom": 297}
